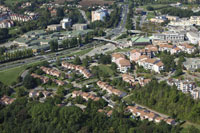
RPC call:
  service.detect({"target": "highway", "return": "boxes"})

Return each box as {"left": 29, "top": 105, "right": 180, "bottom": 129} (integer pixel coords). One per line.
{"left": 0, "top": 3, "right": 129, "bottom": 71}
{"left": 0, "top": 43, "right": 95, "bottom": 71}
{"left": 107, "top": 4, "right": 129, "bottom": 39}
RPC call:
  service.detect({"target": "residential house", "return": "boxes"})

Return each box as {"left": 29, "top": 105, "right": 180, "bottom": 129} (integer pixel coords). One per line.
{"left": 0, "top": 19, "right": 14, "bottom": 28}
{"left": 97, "top": 81, "right": 126, "bottom": 97}
{"left": 127, "top": 106, "right": 176, "bottom": 125}
{"left": 0, "top": 95, "right": 15, "bottom": 105}
{"left": 178, "top": 43, "right": 196, "bottom": 54}
{"left": 166, "top": 15, "right": 179, "bottom": 21}
{"left": 164, "top": 118, "right": 176, "bottom": 125}
{"left": 29, "top": 90, "right": 39, "bottom": 98}
{"left": 31, "top": 73, "right": 49, "bottom": 83}
{"left": 117, "top": 58, "right": 131, "bottom": 73}
{"left": 136, "top": 77, "right": 151, "bottom": 86}
{"left": 111, "top": 53, "right": 125, "bottom": 63}
{"left": 50, "top": 9, "right": 57, "bottom": 17}
{"left": 137, "top": 58, "right": 164, "bottom": 73}
{"left": 62, "top": 61, "right": 92, "bottom": 78}
{"left": 130, "top": 49, "right": 141, "bottom": 62}
{"left": 191, "top": 89, "right": 200, "bottom": 99}
{"left": 40, "top": 66, "right": 61, "bottom": 77}
{"left": 171, "top": 47, "right": 181, "bottom": 54}
{"left": 159, "top": 44, "right": 174, "bottom": 53}
{"left": 112, "top": 53, "right": 131, "bottom": 73}
{"left": 72, "top": 91, "right": 100, "bottom": 101}
{"left": 122, "top": 74, "right": 136, "bottom": 86}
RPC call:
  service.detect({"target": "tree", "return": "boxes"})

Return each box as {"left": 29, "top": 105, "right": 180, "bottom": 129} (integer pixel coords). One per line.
{"left": 82, "top": 58, "right": 89, "bottom": 68}
{"left": 16, "top": 87, "right": 27, "bottom": 97}
{"left": 146, "top": 6, "right": 154, "bottom": 11}
{"left": 23, "top": 74, "right": 37, "bottom": 89}
{"left": 174, "top": 69, "right": 183, "bottom": 77}
{"left": 111, "top": 62, "right": 118, "bottom": 72}
{"left": 74, "top": 56, "right": 82, "bottom": 65}
{"left": 50, "top": 40, "right": 58, "bottom": 52}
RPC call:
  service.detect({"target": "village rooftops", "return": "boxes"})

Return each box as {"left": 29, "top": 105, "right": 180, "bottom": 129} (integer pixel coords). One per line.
{"left": 119, "top": 58, "right": 131, "bottom": 67}
{"left": 72, "top": 91, "right": 100, "bottom": 101}
{"left": 112, "top": 53, "right": 125, "bottom": 60}
{"left": 0, "top": 95, "right": 15, "bottom": 105}
{"left": 97, "top": 81, "right": 126, "bottom": 97}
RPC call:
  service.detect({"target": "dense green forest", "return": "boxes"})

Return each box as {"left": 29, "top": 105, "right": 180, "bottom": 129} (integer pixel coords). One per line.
{"left": 0, "top": 96, "right": 183, "bottom": 133}
{"left": 129, "top": 79, "right": 200, "bottom": 124}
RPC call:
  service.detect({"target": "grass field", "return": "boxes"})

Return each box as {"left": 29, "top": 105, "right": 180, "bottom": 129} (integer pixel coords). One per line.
{"left": 0, "top": 61, "right": 41, "bottom": 86}
{"left": 98, "top": 64, "right": 115, "bottom": 76}
{"left": 0, "top": 66, "right": 27, "bottom": 85}
{"left": 0, "top": 47, "right": 93, "bottom": 86}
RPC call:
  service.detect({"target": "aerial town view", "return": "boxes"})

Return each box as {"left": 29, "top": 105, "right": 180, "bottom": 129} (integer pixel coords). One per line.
{"left": 1, "top": 0, "right": 200, "bottom": 132}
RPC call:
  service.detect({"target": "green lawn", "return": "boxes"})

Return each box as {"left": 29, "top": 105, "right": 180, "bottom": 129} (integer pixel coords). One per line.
{"left": 0, "top": 61, "right": 41, "bottom": 86}
{"left": 0, "top": 47, "right": 93, "bottom": 86}
{"left": 147, "top": 12, "right": 155, "bottom": 20}
{"left": 0, "top": 66, "right": 27, "bottom": 85}
{"left": 98, "top": 64, "right": 115, "bottom": 76}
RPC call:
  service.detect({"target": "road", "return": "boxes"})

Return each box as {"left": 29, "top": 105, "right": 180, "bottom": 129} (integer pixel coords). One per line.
{"left": 0, "top": 43, "right": 94, "bottom": 71}
{"left": 139, "top": 15, "right": 146, "bottom": 28}
{"left": 81, "top": 43, "right": 116, "bottom": 59}
{"left": 79, "top": 9, "right": 90, "bottom": 24}
{"left": 107, "top": 4, "right": 129, "bottom": 40}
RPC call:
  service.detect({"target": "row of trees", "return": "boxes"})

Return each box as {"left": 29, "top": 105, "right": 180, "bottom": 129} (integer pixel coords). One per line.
{"left": 160, "top": 7, "right": 200, "bottom": 18}
{"left": 0, "top": 49, "right": 33, "bottom": 63}
{"left": 126, "top": 2, "right": 134, "bottom": 30}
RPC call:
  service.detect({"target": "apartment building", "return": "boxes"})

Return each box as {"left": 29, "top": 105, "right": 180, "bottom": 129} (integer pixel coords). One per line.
{"left": 178, "top": 43, "right": 196, "bottom": 54}
{"left": 137, "top": 57, "right": 164, "bottom": 73}
{"left": 167, "top": 78, "right": 200, "bottom": 99}
{"left": 91, "top": 9, "right": 108, "bottom": 22}
{"left": 112, "top": 53, "right": 131, "bottom": 73}
{"left": 153, "top": 31, "right": 185, "bottom": 43}
{"left": 0, "top": 19, "right": 14, "bottom": 28}
{"left": 60, "top": 18, "right": 72, "bottom": 29}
